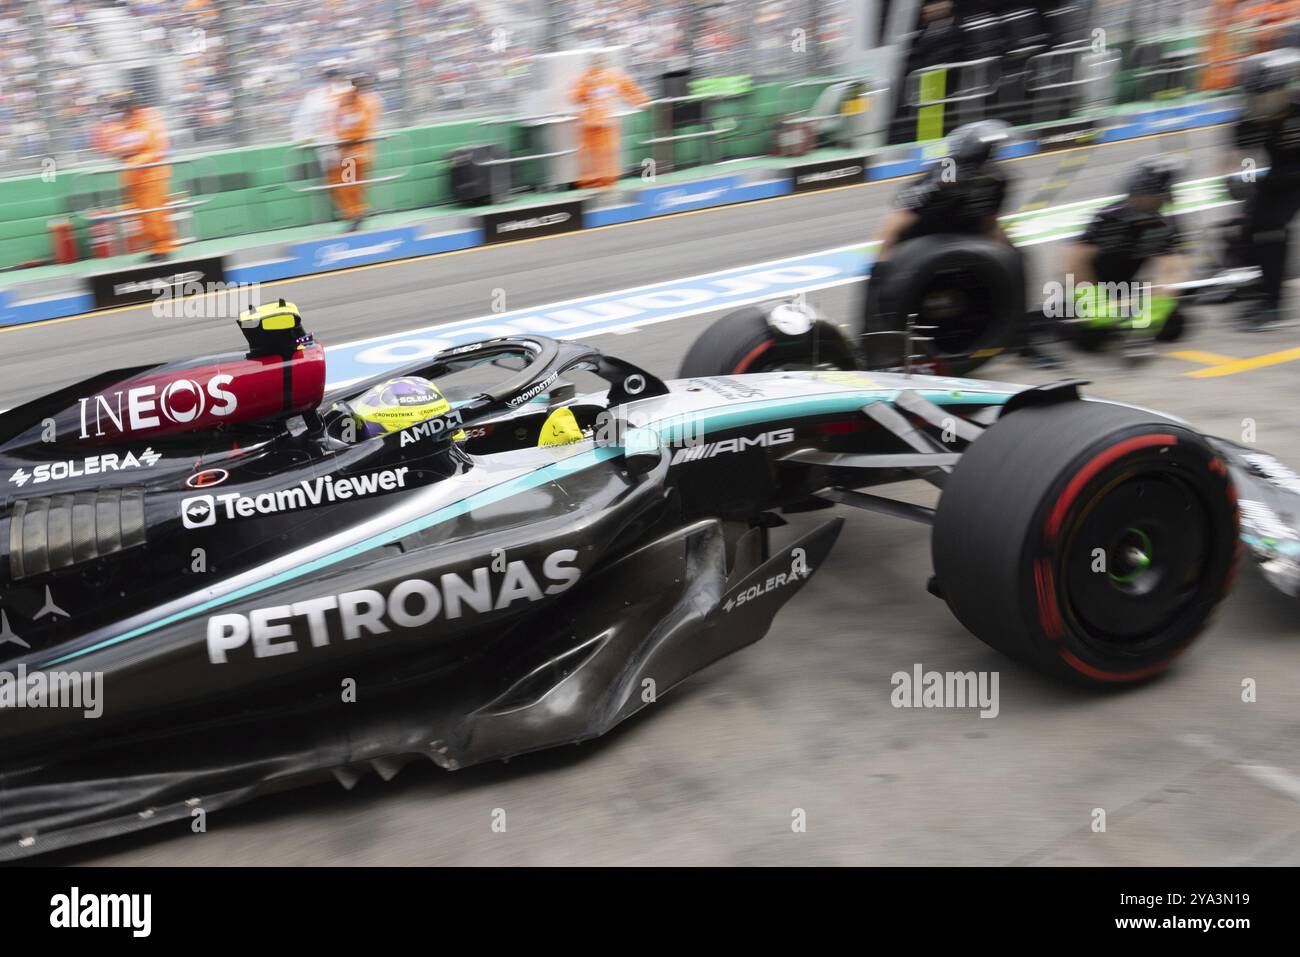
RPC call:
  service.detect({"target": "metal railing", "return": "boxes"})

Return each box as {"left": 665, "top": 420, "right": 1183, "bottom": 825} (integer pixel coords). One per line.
{"left": 1027, "top": 43, "right": 1121, "bottom": 120}
{"left": 639, "top": 93, "right": 744, "bottom": 169}
{"left": 906, "top": 57, "right": 1002, "bottom": 110}
{"left": 778, "top": 77, "right": 887, "bottom": 150}
{"left": 284, "top": 132, "right": 415, "bottom": 222}
{"left": 67, "top": 157, "right": 217, "bottom": 256}
{"left": 473, "top": 114, "right": 578, "bottom": 196}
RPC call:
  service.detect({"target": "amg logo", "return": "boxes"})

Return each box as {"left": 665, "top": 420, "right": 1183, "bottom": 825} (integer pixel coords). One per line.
{"left": 671, "top": 428, "right": 794, "bottom": 464}
{"left": 206, "top": 549, "right": 582, "bottom": 663}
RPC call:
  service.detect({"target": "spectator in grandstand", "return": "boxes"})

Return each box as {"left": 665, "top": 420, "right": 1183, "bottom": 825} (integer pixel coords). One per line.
{"left": 103, "top": 90, "right": 176, "bottom": 261}
{"left": 292, "top": 64, "right": 348, "bottom": 182}
{"left": 330, "top": 71, "right": 382, "bottom": 231}
{"left": 571, "top": 52, "right": 649, "bottom": 190}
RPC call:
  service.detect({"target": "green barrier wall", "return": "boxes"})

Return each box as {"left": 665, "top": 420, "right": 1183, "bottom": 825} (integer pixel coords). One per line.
{"left": 0, "top": 80, "right": 829, "bottom": 271}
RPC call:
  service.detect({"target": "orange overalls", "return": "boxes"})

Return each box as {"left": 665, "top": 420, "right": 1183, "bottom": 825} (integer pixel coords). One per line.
{"left": 112, "top": 107, "right": 175, "bottom": 256}
{"left": 571, "top": 67, "right": 648, "bottom": 189}
{"left": 1203, "top": 0, "right": 1242, "bottom": 91}
{"left": 331, "top": 90, "right": 381, "bottom": 220}
{"left": 1246, "top": 0, "right": 1300, "bottom": 52}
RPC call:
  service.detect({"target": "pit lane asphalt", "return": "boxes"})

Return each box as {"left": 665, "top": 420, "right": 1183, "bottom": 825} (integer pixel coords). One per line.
{"left": 17, "top": 125, "right": 1300, "bottom": 865}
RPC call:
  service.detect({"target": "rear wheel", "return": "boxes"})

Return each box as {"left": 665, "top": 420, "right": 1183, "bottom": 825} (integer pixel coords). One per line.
{"left": 678, "top": 303, "right": 858, "bottom": 377}
{"left": 932, "top": 399, "right": 1238, "bottom": 685}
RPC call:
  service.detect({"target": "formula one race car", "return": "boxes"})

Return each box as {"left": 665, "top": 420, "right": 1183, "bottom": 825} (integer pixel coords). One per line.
{"left": 1, "top": 306, "right": 1297, "bottom": 857}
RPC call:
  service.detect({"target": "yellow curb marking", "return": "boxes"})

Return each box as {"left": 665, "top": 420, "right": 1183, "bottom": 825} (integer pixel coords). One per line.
{"left": 1169, "top": 347, "right": 1300, "bottom": 378}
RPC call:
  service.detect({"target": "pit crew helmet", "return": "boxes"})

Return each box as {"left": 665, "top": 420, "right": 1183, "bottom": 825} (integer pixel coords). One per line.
{"left": 1126, "top": 155, "right": 1183, "bottom": 203}
{"left": 947, "top": 120, "right": 1011, "bottom": 170}
{"left": 1240, "top": 48, "right": 1300, "bottom": 94}
{"left": 1241, "top": 49, "right": 1300, "bottom": 116}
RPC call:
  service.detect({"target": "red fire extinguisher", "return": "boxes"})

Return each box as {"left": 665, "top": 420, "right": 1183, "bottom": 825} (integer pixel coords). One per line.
{"left": 48, "top": 218, "right": 77, "bottom": 264}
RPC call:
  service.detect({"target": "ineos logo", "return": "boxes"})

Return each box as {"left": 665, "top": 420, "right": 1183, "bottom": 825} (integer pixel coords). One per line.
{"left": 78, "top": 374, "right": 238, "bottom": 438}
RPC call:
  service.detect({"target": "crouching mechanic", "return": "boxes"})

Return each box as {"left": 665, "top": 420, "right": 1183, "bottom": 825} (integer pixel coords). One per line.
{"left": 869, "top": 120, "right": 1055, "bottom": 367}
{"left": 1226, "top": 48, "right": 1300, "bottom": 329}
{"left": 1058, "top": 156, "right": 1189, "bottom": 355}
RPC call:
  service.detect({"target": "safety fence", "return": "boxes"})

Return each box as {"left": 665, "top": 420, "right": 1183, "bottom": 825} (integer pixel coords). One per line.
{"left": 0, "top": 0, "right": 858, "bottom": 177}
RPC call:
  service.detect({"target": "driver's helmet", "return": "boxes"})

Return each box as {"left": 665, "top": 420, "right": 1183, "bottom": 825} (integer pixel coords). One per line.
{"left": 1240, "top": 49, "right": 1300, "bottom": 115}
{"left": 1126, "top": 155, "right": 1182, "bottom": 205}
{"left": 947, "top": 120, "right": 1011, "bottom": 171}
{"left": 348, "top": 375, "right": 453, "bottom": 439}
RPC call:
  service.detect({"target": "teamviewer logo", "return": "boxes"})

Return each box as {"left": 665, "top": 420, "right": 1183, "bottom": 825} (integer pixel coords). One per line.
{"left": 181, "top": 494, "right": 216, "bottom": 529}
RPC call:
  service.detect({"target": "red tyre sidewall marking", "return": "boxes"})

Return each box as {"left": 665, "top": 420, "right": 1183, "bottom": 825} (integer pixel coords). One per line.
{"left": 1058, "top": 647, "right": 1180, "bottom": 684}
{"left": 733, "top": 338, "right": 774, "bottom": 374}
{"left": 1039, "top": 432, "right": 1180, "bottom": 682}
{"left": 1045, "top": 433, "right": 1178, "bottom": 544}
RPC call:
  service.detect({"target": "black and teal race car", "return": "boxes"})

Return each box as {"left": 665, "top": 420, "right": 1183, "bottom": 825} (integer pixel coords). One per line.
{"left": 0, "top": 310, "right": 1295, "bottom": 857}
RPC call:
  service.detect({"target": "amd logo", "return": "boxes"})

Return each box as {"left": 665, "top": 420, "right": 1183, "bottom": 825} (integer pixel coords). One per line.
{"left": 78, "top": 375, "right": 237, "bottom": 438}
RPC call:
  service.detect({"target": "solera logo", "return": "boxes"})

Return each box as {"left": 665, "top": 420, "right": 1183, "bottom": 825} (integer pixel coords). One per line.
{"left": 78, "top": 375, "right": 237, "bottom": 438}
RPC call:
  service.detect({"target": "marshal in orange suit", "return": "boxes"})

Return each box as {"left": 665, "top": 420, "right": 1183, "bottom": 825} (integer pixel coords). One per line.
{"left": 571, "top": 54, "right": 649, "bottom": 190}
{"left": 331, "top": 72, "right": 383, "bottom": 230}
{"left": 107, "top": 92, "right": 175, "bottom": 261}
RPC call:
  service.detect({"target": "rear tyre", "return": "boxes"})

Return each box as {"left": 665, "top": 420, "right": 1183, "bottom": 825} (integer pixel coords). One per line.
{"left": 932, "top": 399, "right": 1238, "bottom": 685}
{"left": 678, "top": 304, "right": 858, "bottom": 377}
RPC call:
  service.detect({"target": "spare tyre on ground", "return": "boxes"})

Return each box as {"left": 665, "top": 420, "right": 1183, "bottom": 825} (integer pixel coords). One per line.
{"left": 863, "top": 234, "right": 1025, "bottom": 376}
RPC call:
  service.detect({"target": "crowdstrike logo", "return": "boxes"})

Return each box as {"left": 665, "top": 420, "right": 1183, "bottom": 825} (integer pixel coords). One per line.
{"left": 8, "top": 448, "right": 161, "bottom": 487}
{"left": 506, "top": 372, "right": 559, "bottom": 408}
{"left": 181, "top": 467, "right": 411, "bottom": 528}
